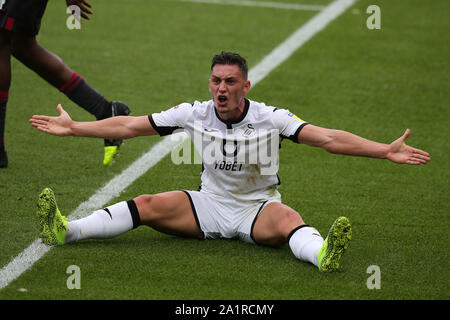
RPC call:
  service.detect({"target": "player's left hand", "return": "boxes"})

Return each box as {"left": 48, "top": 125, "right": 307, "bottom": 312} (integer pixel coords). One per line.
{"left": 386, "top": 129, "right": 430, "bottom": 165}
{"left": 66, "top": 0, "right": 93, "bottom": 21}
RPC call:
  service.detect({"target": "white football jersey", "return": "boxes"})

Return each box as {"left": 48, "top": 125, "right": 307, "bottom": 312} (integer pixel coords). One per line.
{"left": 149, "top": 99, "right": 308, "bottom": 201}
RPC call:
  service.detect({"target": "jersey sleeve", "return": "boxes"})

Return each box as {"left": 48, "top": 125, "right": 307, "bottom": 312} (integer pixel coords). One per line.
{"left": 148, "top": 103, "right": 193, "bottom": 136}
{"left": 271, "top": 107, "right": 309, "bottom": 143}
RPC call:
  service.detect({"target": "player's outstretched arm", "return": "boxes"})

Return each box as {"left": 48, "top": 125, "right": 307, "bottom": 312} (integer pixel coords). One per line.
{"left": 29, "top": 104, "right": 158, "bottom": 139}
{"left": 298, "top": 125, "right": 430, "bottom": 165}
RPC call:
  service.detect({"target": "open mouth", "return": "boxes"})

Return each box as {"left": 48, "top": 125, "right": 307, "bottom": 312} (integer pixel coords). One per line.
{"left": 218, "top": 95, "right": 228, "bottom": 105}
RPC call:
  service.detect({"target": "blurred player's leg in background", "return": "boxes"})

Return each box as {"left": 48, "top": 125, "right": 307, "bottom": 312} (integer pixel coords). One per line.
{"left": 11, "top": 34, "right": 131, "bottom": 166}
{"left": 0, "top": 0, "right": 130, "bottom": 167}
{"left": 0, "top": 29, "right": 11, "bottom": 168}
{"left": 11, "top": 34, "right": 112, "bottom": 121}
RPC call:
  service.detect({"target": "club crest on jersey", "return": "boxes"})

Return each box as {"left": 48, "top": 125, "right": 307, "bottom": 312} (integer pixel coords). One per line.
{"left": 241, "top": 124, "right": 256, "bottom": 137}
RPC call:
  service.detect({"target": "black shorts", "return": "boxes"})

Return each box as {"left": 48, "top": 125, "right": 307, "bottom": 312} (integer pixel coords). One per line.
{"left": 0, "top": 0, "right": 49, "bottom": 36}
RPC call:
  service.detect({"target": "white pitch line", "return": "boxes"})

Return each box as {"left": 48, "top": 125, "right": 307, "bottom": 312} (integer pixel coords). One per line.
{"left": 178, "top": 0, "right": 326, "bottom": 11}
{"left": 0, "top": 134, "right": 186, "bottom": 290}
{"left": 0, "top": 0, "right": 357, "bottom": 291}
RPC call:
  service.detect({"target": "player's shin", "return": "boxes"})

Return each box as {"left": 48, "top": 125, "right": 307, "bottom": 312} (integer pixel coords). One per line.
{"left": 65, "top": 200, "right": 141, "bottom": 243}
{"left": 288, "top": 225, "right": 324, "bottom": 267}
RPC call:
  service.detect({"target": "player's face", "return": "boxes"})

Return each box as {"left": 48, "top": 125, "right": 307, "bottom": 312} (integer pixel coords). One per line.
{"left": 209, "top": 64, "right": 250, "bottom": 121}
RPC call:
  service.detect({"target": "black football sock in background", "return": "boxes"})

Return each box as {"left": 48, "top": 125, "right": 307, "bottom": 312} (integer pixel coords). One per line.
{"left": 59, "top": 72, "right": 109, "bottom": 120}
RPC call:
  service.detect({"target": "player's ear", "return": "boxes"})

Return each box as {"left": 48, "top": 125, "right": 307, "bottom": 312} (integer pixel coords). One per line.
{"left": 243, "top": 80, "right": 251, "bottom": 95}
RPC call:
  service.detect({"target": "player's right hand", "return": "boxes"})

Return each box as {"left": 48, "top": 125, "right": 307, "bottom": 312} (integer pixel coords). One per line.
{"left": 29, "top": 104, "right": 74, "bottom": 137}
{"left": 66, "top": 0, "right": 93, "bottom": 21}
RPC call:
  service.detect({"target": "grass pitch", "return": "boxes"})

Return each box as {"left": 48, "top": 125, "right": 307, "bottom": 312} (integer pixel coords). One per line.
{"left": 0, "top": 0, "right": 448, "bottom": 301}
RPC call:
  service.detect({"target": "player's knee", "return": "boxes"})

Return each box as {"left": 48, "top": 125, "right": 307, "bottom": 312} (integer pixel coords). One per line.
{"left": 133, "top": 194, "right": 167, "bottom": 224}
{"left": 133, "top": 194, "right": 154, "bottom": 219}
{"left": 256, "top": 211, "right": 304, "bottom": 247}
{"left": 277, "top": 210, "right": 304, "bottom": 238}
{"left": 11, "top": 38, "right": 56, "bottom": 66}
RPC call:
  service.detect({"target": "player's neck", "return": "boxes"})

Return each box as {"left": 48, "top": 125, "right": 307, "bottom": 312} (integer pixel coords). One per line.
{"left": 216, "top": 99, "right": 246, "bottom": 122}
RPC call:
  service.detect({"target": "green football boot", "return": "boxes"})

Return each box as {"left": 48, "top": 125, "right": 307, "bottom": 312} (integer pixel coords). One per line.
{"left": 317, "top": 216, "right": 352, "bottom": 272}
{"left": 103, "top": 145, "right": 119, "bottom": 166}
{"left": 102, "top": 101, "right": 131, "bottom": 166}
{"left": 36, "top": 188, "right": 67, "bottom": 246}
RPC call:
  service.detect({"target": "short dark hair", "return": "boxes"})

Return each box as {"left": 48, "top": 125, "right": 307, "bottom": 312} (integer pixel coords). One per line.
{"left": 211, "top": 51, "right": 248, "bottom": 80}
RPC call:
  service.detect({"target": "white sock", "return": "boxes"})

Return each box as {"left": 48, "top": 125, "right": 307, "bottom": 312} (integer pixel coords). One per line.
{"left": 65, "top": 200, "right": 141, "bottom": 243}
{"left": 288, "top": 225, "right": 324, "bottom": 267}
